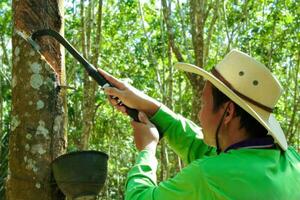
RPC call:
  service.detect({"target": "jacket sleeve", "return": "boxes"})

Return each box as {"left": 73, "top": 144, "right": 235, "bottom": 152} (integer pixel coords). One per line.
{"left": 150, "top": 105, "right": 216, "bottom": 164}
{"left": 125, "top": 149, "right": 213, "bottom": 200}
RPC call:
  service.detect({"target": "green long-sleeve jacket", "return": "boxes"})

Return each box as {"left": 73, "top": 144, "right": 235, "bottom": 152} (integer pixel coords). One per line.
{"left": 125, "top": 105, "right": 300, "bottom": 200}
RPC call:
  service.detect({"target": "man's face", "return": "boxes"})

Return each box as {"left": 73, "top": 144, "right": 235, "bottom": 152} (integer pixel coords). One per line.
{"left": 198, "top": 81, "right": 223, "bottom": 146}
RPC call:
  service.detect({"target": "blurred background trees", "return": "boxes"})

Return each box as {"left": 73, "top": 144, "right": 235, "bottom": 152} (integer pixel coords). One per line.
{"left": 0, "top": 0, "right": 299, "bottom": 199}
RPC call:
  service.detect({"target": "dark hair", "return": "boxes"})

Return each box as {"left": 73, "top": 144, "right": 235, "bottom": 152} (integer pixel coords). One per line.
{"left": 211, "top": 84, "right": 268, "bottom": 138}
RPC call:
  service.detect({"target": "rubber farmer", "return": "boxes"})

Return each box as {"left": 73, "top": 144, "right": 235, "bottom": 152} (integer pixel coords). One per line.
{"left": 99, "top": 49, "right": 300, "bottom": 199}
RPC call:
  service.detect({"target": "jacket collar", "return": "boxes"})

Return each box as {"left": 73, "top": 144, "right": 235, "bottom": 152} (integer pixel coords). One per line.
{"left": 224, "top": 136, "right": 275, "bottom": 153}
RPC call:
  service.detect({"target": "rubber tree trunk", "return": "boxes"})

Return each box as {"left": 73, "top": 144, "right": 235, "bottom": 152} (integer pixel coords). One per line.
{"left": 0, "top": 75, "right": 2, "bottom": 141}
{"left": 80, "top": 0, "right": 103, "bottom": 150}
{"left": 79, "top": 0, "right": 95, "bottom": 150}
{"left": 7, "top": 0, "right": 67, "bottom": 199}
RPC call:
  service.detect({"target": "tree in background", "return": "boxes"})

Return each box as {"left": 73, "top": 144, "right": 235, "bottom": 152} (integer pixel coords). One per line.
{"left": 0, "top": 0, "right": 11, "bottom": 198}
{"left": 79, "top": 0, "right": 103, "bottom": 150}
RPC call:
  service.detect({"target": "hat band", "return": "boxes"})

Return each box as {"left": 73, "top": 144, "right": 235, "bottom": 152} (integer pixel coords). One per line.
{"left": 211, "top": 68, "right": 273, "bottom": 113}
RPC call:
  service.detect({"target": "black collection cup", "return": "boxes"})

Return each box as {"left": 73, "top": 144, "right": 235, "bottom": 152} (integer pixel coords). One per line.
{"left": 52, "top": 150, "right": 109, "bottom": 199}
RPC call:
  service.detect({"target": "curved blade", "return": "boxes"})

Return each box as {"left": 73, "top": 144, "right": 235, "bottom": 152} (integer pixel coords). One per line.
{"left": 14, "top": 29, "right": 41, "bottom": 52}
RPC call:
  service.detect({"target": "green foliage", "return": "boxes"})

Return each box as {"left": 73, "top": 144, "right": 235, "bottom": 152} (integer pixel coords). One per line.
{"left": 0, "top": 133, "right": 9, "bottom": 199}
{"left": 1, "top": 0, "right": 299, "bottom": 199}
{"left": 0, "top": 0, "right": 12, "bottom": 198}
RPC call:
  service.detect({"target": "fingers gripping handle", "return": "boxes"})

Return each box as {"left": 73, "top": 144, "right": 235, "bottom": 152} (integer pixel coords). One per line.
{"left": 102, "top": 83, "right": 140, "bottom": 122}
{"left": 113, "top": 96, "right": 140, "bottom": 122}
{"left": 125, "top": 106, "right": 140, "bottom": 122}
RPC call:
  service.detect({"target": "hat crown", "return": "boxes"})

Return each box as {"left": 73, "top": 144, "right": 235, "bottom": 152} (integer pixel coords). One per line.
{"left": 215, "top": 50, "right": 283, "bottom": 110}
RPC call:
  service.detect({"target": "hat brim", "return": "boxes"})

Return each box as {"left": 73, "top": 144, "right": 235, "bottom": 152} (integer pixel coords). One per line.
{"left": 174, "top": 62, "right": 287, "bottom": 151}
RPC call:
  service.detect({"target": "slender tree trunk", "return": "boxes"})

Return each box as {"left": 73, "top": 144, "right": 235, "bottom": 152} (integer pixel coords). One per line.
{"left": 0, "top": 73, "right": 3, "bottom": 182}
{"left": 79, "top": 0, "right": 94, "bottom": 150}
{"left": 7, "top": 0, "right": 66, "bottom": 199}
{"left": 0, "top": 74, "right": 2, "bottom": 141}
{"left": 177, "top": 75, "right": 184, "bottom": 171}
{"left": 161, "top": 0, "right": 197, "bottom": 122}
{"left": 0, "top": 33, "right": 11, "bottom": 199}
{"left": 190, "top": 0, "right": 205, "bottom": 68}
{"left": 161, "top": 0, "right": 184, "bottom": 63}
{"left": 176, "top": 0, "right": 192, "bottom": 63}
{"left": 90, "top": 0, "right": 103, "bottom": 134}
{"left": 86, "top": 0, "right": 92, "bottom": 60}
{"left": 0, "top": 35, "right": 11, "bottom": 68}
{"left": 162, "top": 0, "right": 220, "bottom": 122}
{"left": 79, "top": 0, "right": 103, "bottom": 150}
{"left": 287, "top": 51, "right": 300, "bottom": 143}
{"left": 161, "top": 1, "right": 176, "bottom": 179}
{"left": 204, "top": 0, "right": 219, "bottom": 66}
{"left": 188, "top": 0, "right": 207, "bottom": 122}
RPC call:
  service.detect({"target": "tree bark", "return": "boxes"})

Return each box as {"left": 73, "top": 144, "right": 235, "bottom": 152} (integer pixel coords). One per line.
{"left": 190, "top": 0, "right": 205, "bottom": 68}
{"left": 7, "top": 0, "right": 66, "bottom": 199}
{"left": 79, "top": 0, "right": 103, "bottom": 150}
{"left": 0, "top": 34, "right": 11, "bottom": 68}
{"left": 188, "top": 0, "right": 207, "bottom": 122}
{"left": 176, "top": 0, "right": 193, "bottom": 63}
{"left": 161, "top": 0, "right": 184, "bottom": 63}
{"left": 204, "top": 0, "right": 219, "bottom": 66}
{"left": 162, "top": 0, "right": 208, "bottom": 122}
{"left": 0, "top": 74, "right": 2, "bottom": 141}
{"left": 0, "top": 76, "right": 3, "bottom": 186}
{"left": 287, "top": 51, "right": 300, "bottom": 143}
{"left": 89, "top": 0, "right": 103, "bottom": 128}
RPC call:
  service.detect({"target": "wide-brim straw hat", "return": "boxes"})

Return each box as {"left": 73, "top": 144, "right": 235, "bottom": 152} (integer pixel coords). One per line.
{"left": 174, "top": 49, "right": 287, "bottom": 150}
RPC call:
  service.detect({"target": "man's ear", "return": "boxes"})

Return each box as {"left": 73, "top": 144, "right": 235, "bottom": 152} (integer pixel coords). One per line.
{"left": 224, "top": 101, "right": 235, "bottom": 124}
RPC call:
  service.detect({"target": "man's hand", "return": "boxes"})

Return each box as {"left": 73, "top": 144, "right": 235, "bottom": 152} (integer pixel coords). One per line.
{"left": 98, "top": 69, "right": 161, "bottom": 117}
{"left": 131, "top": 112, "right": 159, "bottom": 152}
